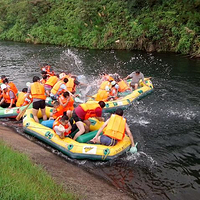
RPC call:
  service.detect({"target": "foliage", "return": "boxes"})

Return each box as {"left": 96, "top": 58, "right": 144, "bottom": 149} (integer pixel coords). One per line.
{"left": 0, "top": 0, "right": 199, "bottom": 56}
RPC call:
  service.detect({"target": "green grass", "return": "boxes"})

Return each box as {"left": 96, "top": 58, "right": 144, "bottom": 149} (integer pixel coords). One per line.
{"left": 0, "top": 141, "right": 77, "bottom": 200}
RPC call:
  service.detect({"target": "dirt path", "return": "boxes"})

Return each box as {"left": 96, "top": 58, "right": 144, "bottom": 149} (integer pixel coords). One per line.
{"left": 0, "top": 124, "right": 133, "bottom": 200}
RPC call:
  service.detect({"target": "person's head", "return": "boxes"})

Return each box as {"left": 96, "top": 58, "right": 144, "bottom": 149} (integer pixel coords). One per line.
{"left": 3, "top": 78, "right": 9, "bottom": 84}
{"left": 98, "top": 101, "right": 106, "bottom": 108}
{"left": 135, "top": 70, "right": 140, "bottom": 75}
{"left": 42, "top": 74, "right": 48, "bottom": 80}
{"left": 33, "top": 76, "right": 40, "bottom": 82}
{"left": 53, "top": 101, "right": 60, "bottom": 108}
{"left": 1, "top": 84, "right": 7, "bottom": 92}
{"left": 1, "top": 75, "right": 6, "bottom": 80}
{"left": 60, "top": 115, "right": 69, "bottom": 126}
{"left": 63, "top": 91, "right": 70, "bottom": 98}
{"left": 41, "top": 71, "right": 47, "bottom": 75}
{"left": 22, "top": 88, "right": 28, "bottom": 93}
{"left": 115, "top": 108, "right": 123, "bottom": 116}
{"left": 63, "top": 78, "right": 68, "bottom": 83}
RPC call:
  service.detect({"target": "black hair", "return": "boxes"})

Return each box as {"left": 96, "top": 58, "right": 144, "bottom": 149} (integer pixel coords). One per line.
{"left": 63, "top": 91, "right": 70, "bottom": 98}
{"left": 98, "top": 101, "right": 106, "bottom": 108}
{"left": 22, "top": 88, "right": 28, "bottom": 93}
{"left": 115, "top": 108, "right": 124, "bottom": 116}
{"left": 3, "top": 78, "right": 9, "bottom": 84}
{"left": 53, "top": 101, "right": 60, "bottom": 106}
{"left": 135, "top": 70, "right": 140, "bottom": 74}
{"left": 1, "top": 75, "right": 6, "bottom": 79}
{"left": 60, "top": 115, "right": 69, "bottom": 122}
{"left": 63, "top": 78, "right": 68, "bottom": 83}
{"left": 41, "top": 71, "right": 47, "bottom": 75}
{"left": 115, "top": 108, "right": 123, "bottom": 116}
{"left": 43, "top": 75, "right": 48, "bottom": 80}
{"left": 33, "top": 76, "right": 40, "bottom": 82}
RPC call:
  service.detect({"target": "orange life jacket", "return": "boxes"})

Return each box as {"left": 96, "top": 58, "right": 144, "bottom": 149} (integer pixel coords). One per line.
{"left": 66, "top": 77, "right": 75, "bottom": 93}
{"left": 3, "top": 89, "right": 16, "bottom": 104}
{"left": 59, "top": 95, "right": 74, "bottom": 111}
{"left": 118, "top": 80, "right": 130, "bottom": 92}
{"left": 95, "top": 89, "right": 109, "bottom": 101}
{"left": 0, "top": 79, "right": 3, "bottom": 83}
{"left": 80, "top": 103, "right": 101, "bottom": 120}
{"left": 16, "top": 92, "right": 30, "bottom": 107}
{"left": 99, "top": 81, "right": 111, "bottom": 90}
{"left": 53, "top": 116, "right": 71, "bottom": 136}
{"left": 104, "top": 114, "right": 126, "bottom": 141}
{"left": 8, "top": 82, "right": 18, "bottom": 95}
{"left": 0, "top": 90, "right": 3, "bottom": 99}
{"left": 51, "top": 80, "right": 65, "bottom": 95}
{"left": 52, "top": 105, "right": 64, "bottom": 119}
{"left": 30, "top": 82, "right": 46, "bottom": 100}
{"left": 45, "top": 76, "right": 58, "bottom": 87}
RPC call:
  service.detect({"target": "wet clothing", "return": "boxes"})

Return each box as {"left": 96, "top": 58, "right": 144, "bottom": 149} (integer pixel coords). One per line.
{"left": 129, "top": 72, "right": 144, "bottom": 85}
{"left": 33, "top": 100, "right": 45, "bottom": 110}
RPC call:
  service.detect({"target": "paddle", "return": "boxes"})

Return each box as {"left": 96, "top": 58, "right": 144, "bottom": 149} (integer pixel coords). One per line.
{"left": 16, "top": 101, "right": 32, "bottom": 121}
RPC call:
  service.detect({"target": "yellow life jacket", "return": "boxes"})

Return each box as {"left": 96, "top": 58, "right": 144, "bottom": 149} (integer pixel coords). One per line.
{"left": 80, "top": 103, "right": 101, "bottom": 120}
{"left": 66, "top": 77, "right": 75, "bottom": 93}
{"left": 31, "top": 82, "right": 46, "bottom": 100}
{"left": 118, "top": 80, "right": 130, "bottom": 92}
{"left": 104, "top": 114, "right": 126, "bottom": 141}
{"left": 95, "top": 89, "right": 109, "bottom": 101}
{"left": 99, "top": 81, "right": 111, "bottom": 90}
{"left": 45, "top": 76, "right": 58, "bottom": 87}
{"left": 16, "top": 92, "right": 27, "bottom": 107}
{"left": 51, "top": 80, "right": 65, "bottom": 95}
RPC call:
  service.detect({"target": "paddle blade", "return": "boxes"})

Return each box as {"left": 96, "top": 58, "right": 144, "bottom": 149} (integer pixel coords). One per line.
{"left": 16, "top": 102, "right": 31, "bottom": 121}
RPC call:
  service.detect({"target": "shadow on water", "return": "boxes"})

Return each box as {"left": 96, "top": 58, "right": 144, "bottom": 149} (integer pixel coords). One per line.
{"left": 0, "top": 41, "right": 200, "bottom": 200}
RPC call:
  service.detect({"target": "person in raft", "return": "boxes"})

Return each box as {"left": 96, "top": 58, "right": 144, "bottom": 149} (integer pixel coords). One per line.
{"left": 16, "top": 88, "right": 31, "bottom": 107}
{"left": 124, "top": 70, "right": 146, "bottom": 90}
{"left": 27, "top": 76, "right": 47, "bottom": 123}
{"left": 0, "top": 84, "right": 16, "bottom": 108}
{"left": 90, "top": 108, "right": 137, "bottom": 153}
{"left": 49, "top": 101, "right": 64, "bottom": 120}
{"left": 72, "top": 101, "right": 105, "bottom": 140}
{"left": 53, "top": 115, "right": 72, "bottom": 139}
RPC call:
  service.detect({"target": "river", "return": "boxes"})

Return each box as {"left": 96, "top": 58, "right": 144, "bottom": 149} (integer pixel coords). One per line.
{"left": 0, "top": 41, "right": 200, "bottom": 200}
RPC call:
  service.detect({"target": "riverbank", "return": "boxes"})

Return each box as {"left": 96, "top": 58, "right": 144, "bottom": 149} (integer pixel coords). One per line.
{"left": 0, "top": 0, "right": 199, "bottom": 57}
{"left": 0, "top": 124, "right": 133, "bottom": 200}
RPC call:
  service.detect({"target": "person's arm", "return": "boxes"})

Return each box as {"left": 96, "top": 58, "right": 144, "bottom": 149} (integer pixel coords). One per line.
{"left": 124, "top": 72, "right": 133, "bottom": 80}
{"left": 8, "top": 99, "right": 14, "bottom": 108}
{"left": 91, "top": 119, "right": 109, "bottom": 143}
{"left": 0, "top": 97, "right": 5, "bottom": 105}
{"left": 125, "top": 123, "right": 135, "bottom": 147}
{"left": 65, "top": 122, "right": 72, "bottom": 133}
{"left": 95, "top": 116, "right": 104, "bottom": 121}
{"left": 8, "top": 91, "right": 15, "bottom": 108}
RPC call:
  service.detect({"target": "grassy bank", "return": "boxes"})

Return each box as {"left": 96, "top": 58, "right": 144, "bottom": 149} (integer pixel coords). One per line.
{"left": 0, "top": 0, "right": 199, "bottom": 57}
{"left": 0, "top": 141, "right": 76, "bottom": 200}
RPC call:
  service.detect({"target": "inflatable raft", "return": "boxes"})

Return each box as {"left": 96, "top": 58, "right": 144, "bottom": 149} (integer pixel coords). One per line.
{"left": 87, "top": 78, "right": 154, "bottom": 113}
{"left": 0, "top": 104, "right": 32, "bottom": 118}
{"left": 23, "top": 107, "right": 131, "bottom": 161}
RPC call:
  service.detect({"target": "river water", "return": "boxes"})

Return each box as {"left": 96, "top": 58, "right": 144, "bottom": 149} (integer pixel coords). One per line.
{"left": 0, "top": 41, "right": 200, "bottom": 200}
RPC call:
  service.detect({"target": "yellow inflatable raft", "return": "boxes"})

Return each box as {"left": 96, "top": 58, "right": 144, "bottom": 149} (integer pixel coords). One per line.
{"left": 87, "top": 78, "right": 154, "bottom": 113}
{"left": 23, "top": 107, "right": 131, "bottom": 161}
